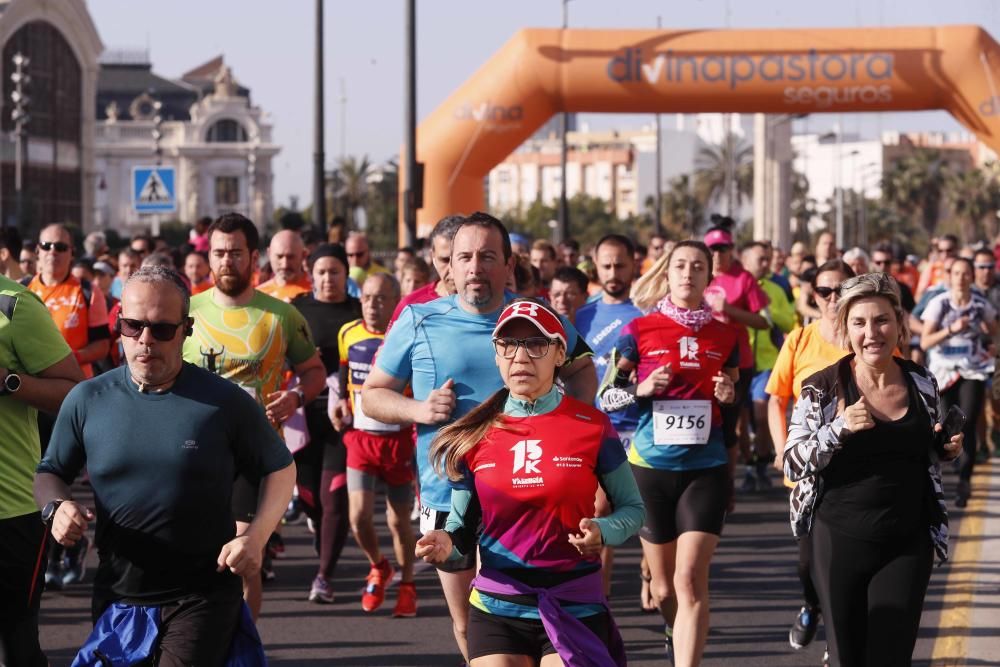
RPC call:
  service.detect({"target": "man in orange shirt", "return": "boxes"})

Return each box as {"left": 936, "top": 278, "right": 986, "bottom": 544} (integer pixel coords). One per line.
{"left": 183, "top": 251, "right": 213, "bottom": 295}
{"left": 258, "top": 230, "right": 311, "bottom": 303}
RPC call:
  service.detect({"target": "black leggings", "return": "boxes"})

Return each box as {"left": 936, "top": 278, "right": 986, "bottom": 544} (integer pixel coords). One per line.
{"left": 940, "top": 378, "right": 986, "bottom": 482}
{"left": 303, "top": 405, "right": 349, "bottom": 580}
{"left": 811, "top": 520, "right": 933, "bottom": 667}
{"left": 797, "top": 537, "right": 820, "bottom": 609}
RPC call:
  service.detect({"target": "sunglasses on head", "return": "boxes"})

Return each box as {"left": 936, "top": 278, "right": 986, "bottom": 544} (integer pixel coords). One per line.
{"left": 118, "top": 317, "right": 191, "bottom": 341}
{"left": 39, "top": 241, "right": 71, "bottom": 253}
{"left": 814, "top": 286, "right": 841, "bottom": 299}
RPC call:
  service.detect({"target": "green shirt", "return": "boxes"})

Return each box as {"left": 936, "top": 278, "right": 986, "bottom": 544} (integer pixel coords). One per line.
{"left": 750, "top": 276, "right": 797, "bottom": 372}
{"left": 182, "top": 288, "right": 316, "bottom": 406}
{"left": 0, "top": 275, "right": 72, "bottom": 519}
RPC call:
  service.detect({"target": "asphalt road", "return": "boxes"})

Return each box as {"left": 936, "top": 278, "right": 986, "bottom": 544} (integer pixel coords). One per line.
{"left": 38, "top": 470, "right": 968, "bottom": 666}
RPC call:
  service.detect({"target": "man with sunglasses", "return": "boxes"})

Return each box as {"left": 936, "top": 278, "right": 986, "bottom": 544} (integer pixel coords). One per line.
{"left": 345, "top": 231, "right": 390, "bottom": 288}
{"left": 36, "top": 266, "right": 294, "bottom": 665}
{"left": 182, "top": 213, "right": 325, "bottom": 620}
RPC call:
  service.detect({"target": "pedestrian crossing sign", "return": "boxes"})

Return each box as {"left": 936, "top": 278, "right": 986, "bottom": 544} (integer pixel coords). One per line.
{"left": 132, "top": 166, "right": 176, "bottom": 213}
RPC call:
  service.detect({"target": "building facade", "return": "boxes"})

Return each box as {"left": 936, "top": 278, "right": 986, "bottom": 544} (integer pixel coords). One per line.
{"left": 94, "top": 54, "right": 279, "bottom": 234}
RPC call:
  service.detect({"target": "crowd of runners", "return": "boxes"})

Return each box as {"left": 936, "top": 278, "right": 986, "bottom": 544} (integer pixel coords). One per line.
{"left": 0, "top": 210, "right": 995, "bottom": 666}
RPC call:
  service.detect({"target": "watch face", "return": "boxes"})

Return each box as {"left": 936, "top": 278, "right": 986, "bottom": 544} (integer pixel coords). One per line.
{"left": 4, "top": 373, "right": 19, "bottom": 393}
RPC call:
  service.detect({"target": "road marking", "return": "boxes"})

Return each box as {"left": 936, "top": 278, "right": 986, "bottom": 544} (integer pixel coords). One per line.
{"left": 930, "top": 461, "right": 991, "bottom": 666}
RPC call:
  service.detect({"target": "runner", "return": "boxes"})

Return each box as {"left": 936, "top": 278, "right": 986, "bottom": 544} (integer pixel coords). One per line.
{"left": 337, "top": 273, "right": 418, "bottom": 616}
{"left": 183, "top": 251, "right": 213, "bottom": 295}
{"left": 416, "top": 298, "right": 644, "bottom": 667}
{"left": 346, "top": 232, "right": 390, "bottom": 287}
{"left": 258, "top": 229, "right": 312, "bottom": 302}
{"left": 599, "top": 240, "right": 738, "bottom": 665}
{"left": 548, "top": 266, "right": 590, "bottom": 325}
{"left": 288, "top": 243, "right": 362, "bottom": 604}
{"left": 182, "top": 213, "right": 326, "bottom": 620}
{"left": 0, "top": 274, "right": 82, "bottom": 666}
{"left": 36, "top": 265, "right": 294, "bottom": 665}
{"left": 362, "top": 212, "right": 596, "bottom": 662}
{"left": 387, "top": 215, "right": 463, "bottom": 330}
{"left": 920, "top": 257, "right": 998, "bottom": 507}
{"left": 766, "top": 260, "right": 854, "bottom": 654}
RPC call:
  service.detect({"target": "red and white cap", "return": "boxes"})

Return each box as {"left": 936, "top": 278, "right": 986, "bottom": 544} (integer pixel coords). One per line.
{"left": 493, "top": 301, "right": 567, "bottom": 348}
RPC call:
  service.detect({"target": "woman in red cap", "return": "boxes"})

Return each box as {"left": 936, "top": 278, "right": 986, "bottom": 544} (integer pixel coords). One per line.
{"left": 416, "top": 298, "right": 644, "bottom": 667}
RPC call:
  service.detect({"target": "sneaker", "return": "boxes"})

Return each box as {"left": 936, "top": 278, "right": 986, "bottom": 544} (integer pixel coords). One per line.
{"left": 664, "top": 624, "right": 674, "bottom": 666}
{"left": 740, "top": 469, "right": 757, "bottom": 492}
{"left": 789, "top": 605, "right": 820, "bottom": 649}
{"left": 361, "top": 559, "right": 394, "bottom": 612}
{"left": 61, "top": 536, "right": 90, "bottom": 586}
{"left": 283, "top": 498, "right": 304, "bottom": 524}
{"left": 306, "top": 517, "right": 317, "bottom": 534}
{"left": 44, "top": 561, "right": 64, "bottom": 592}
{"left": 956, "top": 480, "right": 971, "bottom": 508}
{"left": 261, "top": 551, "right": 276, "bottom": 582}
{"left": 822, "top": 645, "right": 830, "bottom": 667}
{"left": 410, "top": 499, "right": 421, "bottom": 522}
{"left": 392, "top": 581, "right": 418, "bottom": 617}
{"left": 267, "top": 532, "right": 286, "bottom": 560}
{"left": 308, "top": 575, "right": 335, "bottom": 604}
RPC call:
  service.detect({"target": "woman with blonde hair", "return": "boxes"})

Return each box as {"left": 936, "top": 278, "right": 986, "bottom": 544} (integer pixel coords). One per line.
{"left": 784, "top": 272, "right": 963, "bottom": 666}
{"left": 416, "top": 298, "right": 644, "bottom": 667}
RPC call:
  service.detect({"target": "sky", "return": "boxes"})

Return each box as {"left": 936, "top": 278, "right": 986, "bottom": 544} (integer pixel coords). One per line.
{"left": 88, "top": 0, "right": 1000, "bottom": 208}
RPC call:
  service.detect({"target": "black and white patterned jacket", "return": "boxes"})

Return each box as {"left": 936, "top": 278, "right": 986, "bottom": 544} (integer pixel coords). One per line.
{"left": 783, "top": 355, "right": 954, "bottom": 563}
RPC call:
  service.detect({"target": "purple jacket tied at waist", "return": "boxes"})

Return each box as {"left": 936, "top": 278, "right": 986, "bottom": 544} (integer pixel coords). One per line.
{"left": 472, "top": 567, "right": 626, "bottom": 667}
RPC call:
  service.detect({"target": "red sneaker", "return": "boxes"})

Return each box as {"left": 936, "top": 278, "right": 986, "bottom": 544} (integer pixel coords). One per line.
{"left": 392, "top": 581, "right": 417, "bottom": 617}
{"left": 361, "top": 559, "right": 394, "bottom": 612}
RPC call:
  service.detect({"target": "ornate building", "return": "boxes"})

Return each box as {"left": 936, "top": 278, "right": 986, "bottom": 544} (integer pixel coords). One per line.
{"left": 0, "top": 0, "right": 102, "bottom": 237}
{"left": 94, "top": 54, "right": 279, "bottom": 233}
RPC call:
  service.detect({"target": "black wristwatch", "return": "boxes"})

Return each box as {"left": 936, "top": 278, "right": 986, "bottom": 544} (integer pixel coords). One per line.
{"left": 0, "top": 371, "right": 20, "bottom": 395}
{"left": 41, "top": 499, "right": 64, "bottom": 525}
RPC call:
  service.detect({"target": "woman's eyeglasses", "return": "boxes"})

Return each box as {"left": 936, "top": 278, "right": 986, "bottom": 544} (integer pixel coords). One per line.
{"left": 118, "top": 317, "right": 188, "bottom": 341}
{"left": 814, "top": 286, "right": 841, "bottom": 299}
{"left": 493, "top": 337, "right": 554, "bottom": 359}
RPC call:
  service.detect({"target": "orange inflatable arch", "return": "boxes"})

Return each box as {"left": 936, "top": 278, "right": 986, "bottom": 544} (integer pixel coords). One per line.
{"left": 404, "top": 25, "right": 1000, "bottom": 237}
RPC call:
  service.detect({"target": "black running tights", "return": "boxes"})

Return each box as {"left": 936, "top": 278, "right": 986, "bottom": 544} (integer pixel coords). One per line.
{"left": 940, "top": 378, "right": 985, "bottom": 482}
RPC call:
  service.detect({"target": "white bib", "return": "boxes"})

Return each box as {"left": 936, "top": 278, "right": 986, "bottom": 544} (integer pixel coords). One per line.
{"left": 652, "top": 399, "right": 712, "bottom": 445}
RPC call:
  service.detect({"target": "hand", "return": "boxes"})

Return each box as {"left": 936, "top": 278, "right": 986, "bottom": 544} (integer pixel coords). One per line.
{"left": 949, "top": 316, "right": 970, "bottom": 335}
{"left": 265, "top": 390, "right": 300, "bottom": 423}
{"left": 843, "top": 396, "right": 875, "bottom": 434}
{"left": 568, "top": 518, "right": 603, "bottom": 557}
{"left": 418, "top": 378, "right": 456, "bottom": 425}
{"left": 216, "top": 533, "right": 264, "bottom": 577}
{"left": 637, "top": 364, "right": 672, "bottom": 397}
{"left": 332, "top": 398, "right": 351, "bottom": 432}
{"left": 415, "top": 529, "right": 453, "bottom": 564}
{"left": 50, "top": 501, "right": 93, "bottom": 547}
{"left": 935, "top": 423, "right": 964, "bottom": 459}
{"left": 713, "top": 372, "right": 735, "bottom": 404}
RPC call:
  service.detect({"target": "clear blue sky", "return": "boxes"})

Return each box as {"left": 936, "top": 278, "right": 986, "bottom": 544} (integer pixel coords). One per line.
{"left": 89, "top": 0, "right": 1000, "bottom": 207}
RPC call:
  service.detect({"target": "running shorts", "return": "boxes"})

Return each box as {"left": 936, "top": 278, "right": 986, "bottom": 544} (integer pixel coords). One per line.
{"left": 631, "top": 463, "right": 729, "bottom": 544}
{"left": 468, "top": 607, "right": 610, "bottom": 662}
{"left": 418, "top": 507, "right": 476, "bottom": 572}
{"left": 344, "top": 429, "right": 416, "bottom": 487}
{"left": 749, "top": 369, "right": 772, "bottom": 403}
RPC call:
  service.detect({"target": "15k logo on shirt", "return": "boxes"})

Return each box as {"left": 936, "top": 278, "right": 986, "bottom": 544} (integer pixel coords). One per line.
{"left": 679, "top": 336, "right": 701, "bottom": 369}
{"left": 511, "top": 439, "right": 544, "bottom": 487}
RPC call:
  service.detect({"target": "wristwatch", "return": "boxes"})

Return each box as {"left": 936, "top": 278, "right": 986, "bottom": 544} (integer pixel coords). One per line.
{"left": 41, "top": 499, "right": 64, "bottom": 525}
{"left": 0, "top": 371, "right": 20, "bottom": 395}
{"left": 293, "top": 387, "right": 306, "bottom": 408}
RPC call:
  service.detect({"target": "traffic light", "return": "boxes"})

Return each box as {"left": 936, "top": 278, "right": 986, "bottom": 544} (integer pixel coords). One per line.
{"left": 10, "top": 52, "right": 30, "bottom": 128}
{"left": 152, "top": 100, "right": 163, "bottom": 165}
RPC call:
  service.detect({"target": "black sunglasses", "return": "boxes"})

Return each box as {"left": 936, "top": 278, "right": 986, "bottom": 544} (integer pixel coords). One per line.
{"left": 39, "top": 241, "right": 71, "bottom": 253}
{"left": 118, "top": 317, "right": 189, "bottom": 341}
{"left": 814, "top": 286, "right": 841, "bottom": 299}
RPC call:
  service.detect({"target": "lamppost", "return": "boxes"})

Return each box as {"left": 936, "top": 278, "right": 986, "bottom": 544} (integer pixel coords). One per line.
{"left": 150, "top": 99, "right": 163, "bottom": 235}
{"left": 555, "top": 0, "right": 573, "bottom": 244}
{"left": 10, "top": 52, "right": 30, "bottom": 233}
{"left": 654, "top": 15, "right": 663, "bottom": 237}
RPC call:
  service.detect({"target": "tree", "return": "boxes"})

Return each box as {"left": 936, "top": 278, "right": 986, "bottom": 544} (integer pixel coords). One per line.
{"left": 943, "top": 162, "right": 1000, "bottom": 244}
{"left": 657, "top": 174, "right": 703, "bottom": 238}
{"left": 694, "top": 134, "right": 754, "bottom": 212}
{"left": 882, "top": 149, "right": 949, "bottom": 236}
{"left": 328, "top": 155, "right": 372, "bottom": 230}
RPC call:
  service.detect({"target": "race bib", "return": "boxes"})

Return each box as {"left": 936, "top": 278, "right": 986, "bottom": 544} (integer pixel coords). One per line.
{"left": 939, "top": 339, "right": 972, "bottom": 359}
{"left": 652, "top": 400, "right": 711, "bottom": 445}
{"left": 419, "top": 506, "right": 437, "bottom": 534}
{"left": 353, "top": 390, "right": 401, "bottom": 433}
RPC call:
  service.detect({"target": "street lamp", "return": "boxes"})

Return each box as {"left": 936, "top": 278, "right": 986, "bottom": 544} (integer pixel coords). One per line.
{"left": 555, "top": 0, "right": 573, "bottom": 244}
{"left": 10, "top": 52, "right": 30, "bottom": 232}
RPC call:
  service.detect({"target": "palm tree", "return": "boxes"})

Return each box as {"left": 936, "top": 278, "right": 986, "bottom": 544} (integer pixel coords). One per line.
{"left": 881, "top": 149, "right": 949, "bottom": 236}
{"left": 330, "top": 155, "right": 372, "bottom": 229}
{"left": 661, "top": 174, "right": 703, "bottom": 237}
{"left": 694, "top": 133, "right": 754, "bottom": 213}
{"left": 944, "top": 163, "right": 1000, "bottom": 243}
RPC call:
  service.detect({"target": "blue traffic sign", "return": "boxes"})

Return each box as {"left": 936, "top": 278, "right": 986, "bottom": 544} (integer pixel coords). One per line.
{"left": 132, "top": 166, "right": 176, "bottom": 214}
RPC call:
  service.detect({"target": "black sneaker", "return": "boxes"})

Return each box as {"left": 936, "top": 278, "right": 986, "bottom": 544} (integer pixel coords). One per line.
{"left": 789, "top": 605, "right": 819, "bottom": 649}
{"left": 956, "top": 480, "right": 971, "bottom": 508}
{"left": 664, "top": 625, "right": 674, "bottom": 666}
{"left": 61, "top": 536, "right": 90, "bottom": 586}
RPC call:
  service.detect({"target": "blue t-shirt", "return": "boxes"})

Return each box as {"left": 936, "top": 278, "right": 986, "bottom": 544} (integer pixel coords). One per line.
{"left": 375, "top": 292, "right": 589, "bottom": 511}
{"left": 575, "top": 299, "right": 642, "bottom": 435}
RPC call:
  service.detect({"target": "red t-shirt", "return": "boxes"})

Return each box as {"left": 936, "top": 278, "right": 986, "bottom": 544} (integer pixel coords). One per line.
{"left": 387, "top": 281, "right": 442, "bottom": 332}
{"left": 706, "top": 262, "right": 768, "bottom": 369}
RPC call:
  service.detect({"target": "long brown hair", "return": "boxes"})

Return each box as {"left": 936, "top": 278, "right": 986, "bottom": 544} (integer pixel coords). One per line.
{"left": 430, "top": 297, "right": 563, "bottom": 480}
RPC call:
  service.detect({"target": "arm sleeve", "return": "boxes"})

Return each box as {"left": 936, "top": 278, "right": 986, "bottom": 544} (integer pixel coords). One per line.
{"left": 285, "top": 307, "right": 317, "bottom": 365}
{"left": 11, "top": 291, "right": 71, "bottom": 374}
{"left": 36, "top": 385, "right": 88, "bottom": 484}
{"left": 444, "top": 486, "right": 482, "bottom": 557}
{"left": 230, "top": 387, "right": 294, "bottom": 483}
{"left": 374, "top": 306, "right": 416, "bottom": 381}
{"left": 783, "top": 384, "right": 849, "bottom": 482}
{"left": 591, "top": 462, "right": 645, "bottom": 547}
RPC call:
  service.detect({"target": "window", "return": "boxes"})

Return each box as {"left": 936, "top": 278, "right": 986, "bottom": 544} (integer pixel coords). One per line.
{"left": 215, "top": 176, "right": 240, "bottom": 206}
{"left": 206, "top": 119, "right": 248, "bottom": 143}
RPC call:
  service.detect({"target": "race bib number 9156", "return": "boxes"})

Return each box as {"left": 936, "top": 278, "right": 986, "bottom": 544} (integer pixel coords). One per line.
{"left": 652, "top": 400, "right": 711, "bottom": 445}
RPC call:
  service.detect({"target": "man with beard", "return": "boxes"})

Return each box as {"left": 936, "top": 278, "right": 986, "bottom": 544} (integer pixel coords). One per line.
{"left": 37, "top": 266, "right": 294, "bottom": 665}
{"left": 258, "top": 230, "right": 311, "bottom": 303}
{"left": 387, "top": 215, "right": 463, "bottom": 330}
{"left": 362, "top": 212, "right": 596, "bottom": 663}
{"left": 183, "top": 213, "right": 325, "bottom": 620}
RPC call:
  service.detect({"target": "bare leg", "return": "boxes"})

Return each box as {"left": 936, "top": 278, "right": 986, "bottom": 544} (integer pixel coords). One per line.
{"left": 348, "top": 490, "right": 381, "bottom": 566}
{"left": 672, "top": 531, "right": 720, "bottom": 667}
{"left": 437, "top": 567, "right": 476, "bottom": 661}
{"left": 641, "top": 537, "right": 678, "bottom": 627}
{"left": 386, "top": 498, "right": 416, "bottom": 582}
